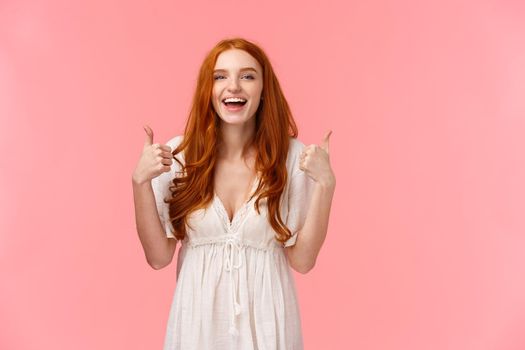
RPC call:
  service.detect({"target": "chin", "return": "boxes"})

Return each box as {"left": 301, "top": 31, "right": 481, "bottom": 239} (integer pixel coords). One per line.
{"left": 219, "top": 115, "right": 252, "bottom": 125}
{"left": 217, "top": 111, "right": 256, "bottom": 125}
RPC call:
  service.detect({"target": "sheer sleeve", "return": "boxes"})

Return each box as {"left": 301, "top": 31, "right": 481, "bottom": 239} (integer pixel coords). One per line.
{"left": 150, "top": 136, "right": 184, "bottom": 239}
{"left": 284, "top": 168, "right": 316, "bottom": 247}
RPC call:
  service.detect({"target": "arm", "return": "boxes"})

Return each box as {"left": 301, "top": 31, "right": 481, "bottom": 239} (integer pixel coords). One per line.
{"left": 285, "top": 176, "right": 335, "bottom": 274}
{"left": 132, "top": 178, "right": 177, "bottom": 270}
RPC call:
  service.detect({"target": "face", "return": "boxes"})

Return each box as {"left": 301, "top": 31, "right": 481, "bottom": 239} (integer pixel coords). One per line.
{"left": 212, "top": 49, "right": 263, "bottom": 125}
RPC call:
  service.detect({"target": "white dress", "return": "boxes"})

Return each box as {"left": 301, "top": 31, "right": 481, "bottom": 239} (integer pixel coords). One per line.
{"left": 151, "top": 135, "right": 315, "bottom": 350}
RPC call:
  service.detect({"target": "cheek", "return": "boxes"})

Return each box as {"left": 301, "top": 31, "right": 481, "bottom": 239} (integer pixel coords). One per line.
{"left": 212, "top": 84, "right": 222, "bottom": 97}
{"left": 247, "top": 85, "right": 263, "bottom": 99}
{"left": 212, "top": 90, "right": 221, "bottom": 105}
{"left": 210, "top": 90, "right": 219, "bottom": 109}
{"left": 254, "top": 86, "right": 263, "bottom": 100}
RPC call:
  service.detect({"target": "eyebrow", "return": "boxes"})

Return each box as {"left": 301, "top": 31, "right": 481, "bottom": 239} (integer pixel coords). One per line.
{"left": 213, "top": 67, "right": 258, "bottom": 74}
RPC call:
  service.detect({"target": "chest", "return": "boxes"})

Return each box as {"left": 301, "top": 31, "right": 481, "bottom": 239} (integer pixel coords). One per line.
{"left": 213, "top": 159, "right": 258, "bottom": 223}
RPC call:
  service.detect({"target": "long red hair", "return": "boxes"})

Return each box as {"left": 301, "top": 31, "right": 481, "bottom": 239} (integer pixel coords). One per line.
{"left": 166, "top": 37, "right": 299, "bottom": 245}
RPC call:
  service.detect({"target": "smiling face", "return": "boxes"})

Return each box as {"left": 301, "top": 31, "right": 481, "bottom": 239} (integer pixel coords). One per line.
{"left": 212, "top": 49, "right": 263, "bottom": 125}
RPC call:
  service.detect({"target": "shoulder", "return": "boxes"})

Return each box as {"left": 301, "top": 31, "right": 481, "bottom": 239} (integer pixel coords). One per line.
{"left": 289, "top": 136, "right": 306, "bottom": 150}
{"left": 287, "top": 136, "right": 307, "bottom": 176}
{"left": 165, "top": 135, "right": 184, "bottom": 149}
{"left": 288, "top": 136, "right": 307, "bottom": 158}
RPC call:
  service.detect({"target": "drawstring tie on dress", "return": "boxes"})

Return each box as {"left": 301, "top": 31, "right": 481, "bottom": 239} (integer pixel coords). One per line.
{"left": 223, "top": 236, "right": 243, "bottom": 336}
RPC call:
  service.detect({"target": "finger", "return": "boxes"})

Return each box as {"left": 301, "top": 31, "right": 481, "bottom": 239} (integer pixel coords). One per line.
{"left": 299, "top": 158, "right": 306, "bottom": 171}
{"left": 161, "top": 158, "right": 173, "bottom": 166}
{"left": 159, "top": 144, "right": 173, "bottom": 153}
{"left": 321, "top": 130, "right": 332, "bottom": 154}
{"left": 143, "top": 125, "right": 154, "bottom": 146}
{"left": 160, "top": 150, "right": 174, "bottom": 159}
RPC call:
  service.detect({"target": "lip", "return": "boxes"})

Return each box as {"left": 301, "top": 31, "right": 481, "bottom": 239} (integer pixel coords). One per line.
{"left": 222, "top": 100, "right": 247, "bottom": 112}
{"left": 221, "top": 96, "right": 248, "bottom": 103}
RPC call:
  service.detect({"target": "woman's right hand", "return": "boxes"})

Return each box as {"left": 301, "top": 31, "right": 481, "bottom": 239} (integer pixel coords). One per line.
{"left": 132, "top": 125, "right": 174, "bottom": 185}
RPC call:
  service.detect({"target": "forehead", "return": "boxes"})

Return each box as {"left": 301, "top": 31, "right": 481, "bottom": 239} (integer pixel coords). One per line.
{"left": 214, "top": 49, "right": 261, "bottom": 71}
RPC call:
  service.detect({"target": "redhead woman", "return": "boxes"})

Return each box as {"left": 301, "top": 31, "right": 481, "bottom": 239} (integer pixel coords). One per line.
{"left": 132, "top": 37, "right": 336, "bottom": 350}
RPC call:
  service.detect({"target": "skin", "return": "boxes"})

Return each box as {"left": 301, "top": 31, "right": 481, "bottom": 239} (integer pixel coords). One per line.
{"left": 285, "top": 131, "right": 336, "bottom": 273}
{"left": 132, "top": 126, "right": 178, "bottom": 269}
{"left": 211, "top": 49, "right": 263, "bottom": 222}
{"left": 211, "top": 49, "right": 263, "bottom": 160}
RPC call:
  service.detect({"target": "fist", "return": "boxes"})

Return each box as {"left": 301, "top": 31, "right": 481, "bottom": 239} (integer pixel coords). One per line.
{"left": 132, "top": 125, "right": 174, "bottom": 185}
{"left": 298, "top": 130, "right": 336, "bottom": 187}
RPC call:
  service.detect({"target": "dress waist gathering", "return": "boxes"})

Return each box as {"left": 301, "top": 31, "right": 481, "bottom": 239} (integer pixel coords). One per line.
{"left": 183, "top": 235, "right": 284, "bottom": 337}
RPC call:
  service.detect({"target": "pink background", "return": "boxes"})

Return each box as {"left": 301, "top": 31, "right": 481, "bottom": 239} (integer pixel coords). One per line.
{"left": 1, "top": 0, "right": 525, "bottom": 349}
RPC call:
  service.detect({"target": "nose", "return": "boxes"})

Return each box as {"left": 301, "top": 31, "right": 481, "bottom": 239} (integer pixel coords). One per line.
{"left": 227, "top": 77, "right": 241, "bottom": 92}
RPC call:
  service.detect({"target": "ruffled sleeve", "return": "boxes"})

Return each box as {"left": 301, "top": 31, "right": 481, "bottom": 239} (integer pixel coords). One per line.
{"left": 150, "top": 135, "right": 184, "bottom": 239}
{"left": 284, "top": 155, "right": 316, "bottom": 248}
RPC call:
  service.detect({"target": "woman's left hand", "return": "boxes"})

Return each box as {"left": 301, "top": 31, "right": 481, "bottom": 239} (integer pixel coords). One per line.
{"left": 298, "top": 130, "right": 336, "bottom": 188}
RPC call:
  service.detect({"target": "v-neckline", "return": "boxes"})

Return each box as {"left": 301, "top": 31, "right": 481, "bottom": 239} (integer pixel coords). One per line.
{"left": 214, "top": 174, "right": 259, "bottom": 226}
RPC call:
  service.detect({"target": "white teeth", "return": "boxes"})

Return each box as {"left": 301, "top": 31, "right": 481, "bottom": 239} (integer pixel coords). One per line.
{"left": 223, "top": 97, "right": 247, "bottom": 103}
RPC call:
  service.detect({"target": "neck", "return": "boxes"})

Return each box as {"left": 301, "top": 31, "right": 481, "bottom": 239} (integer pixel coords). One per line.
{"left": 217, "top": 118, "right": 256, "bottom": 161}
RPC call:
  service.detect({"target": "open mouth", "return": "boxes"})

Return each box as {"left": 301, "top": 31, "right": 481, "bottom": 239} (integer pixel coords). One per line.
{"left": 222, "top": 97, "right": 247, "bottom": 111}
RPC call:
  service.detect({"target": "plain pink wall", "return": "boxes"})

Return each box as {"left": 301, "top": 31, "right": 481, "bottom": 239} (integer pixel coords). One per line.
{"left": 2, "top": 0, "right": 525, "bottom": 349}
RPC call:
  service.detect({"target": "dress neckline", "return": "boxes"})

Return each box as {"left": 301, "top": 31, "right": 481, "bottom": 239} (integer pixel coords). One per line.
{"left": 214, "top": 173, "right": 260, "bottom": 226}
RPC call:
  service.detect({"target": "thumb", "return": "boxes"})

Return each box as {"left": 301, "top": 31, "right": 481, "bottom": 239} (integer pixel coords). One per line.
{"left": 321, "top": 130, "right": 332, "bottom": 154}
{"left": 143, "top": 125, "right": 154, "bottom": 146}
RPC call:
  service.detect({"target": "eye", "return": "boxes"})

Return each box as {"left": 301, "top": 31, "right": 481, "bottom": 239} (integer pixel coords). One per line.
{"left": 242, "top": 74, "right": 255, "bottom": 80}
{"left": 213, "top": 75, "right": 225, "bottom": 80}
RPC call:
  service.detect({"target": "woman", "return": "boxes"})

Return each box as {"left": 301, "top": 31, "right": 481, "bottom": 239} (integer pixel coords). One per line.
{"left": 132, "top": 37, "right": 336, "bottom": 350}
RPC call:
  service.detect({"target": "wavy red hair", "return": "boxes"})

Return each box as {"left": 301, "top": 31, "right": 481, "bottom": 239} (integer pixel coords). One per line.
{"left": 166, "top": 37, "right": 300, "bottom": 245}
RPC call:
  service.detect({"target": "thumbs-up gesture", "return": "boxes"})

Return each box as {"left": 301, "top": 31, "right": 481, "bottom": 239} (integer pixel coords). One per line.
{"left": 132, "top": 125, "right": 174, "bottom": 185}
{"left": 298, "top": 130, "right": 336, "bottom": 188}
